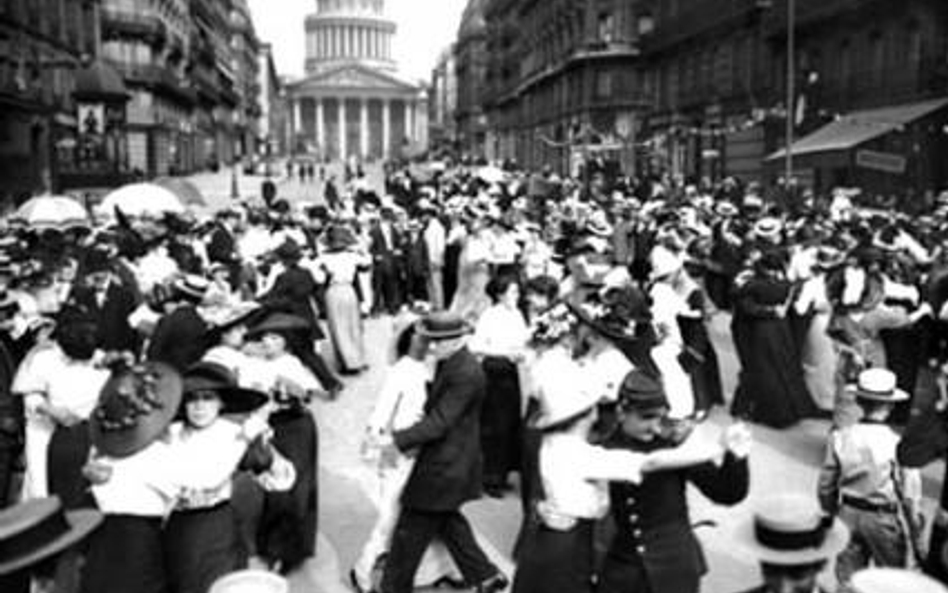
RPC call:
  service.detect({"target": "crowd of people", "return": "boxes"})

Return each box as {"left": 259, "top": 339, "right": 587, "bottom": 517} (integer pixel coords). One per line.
{"left": 1, "top": 159, "right": 948, "bottom": 593}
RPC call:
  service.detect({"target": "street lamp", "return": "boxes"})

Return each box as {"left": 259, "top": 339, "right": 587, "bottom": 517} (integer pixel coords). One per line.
{"left": 785, "top": 0, "right": 795, "bottom": 186}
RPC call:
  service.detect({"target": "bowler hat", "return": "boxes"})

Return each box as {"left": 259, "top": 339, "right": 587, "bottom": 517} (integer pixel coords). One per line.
{"left": 274, "top": 239, "right": 303, "bottom": 262}
{"left": 416, "top": 311, "right": 473, "bottom": 341}
{"left": 182, "top": 361, "right": 268, "bottom": 415}
{"left": 0, "top": 496, "right": 102, "bottom": 575}
{"left": 732, "top": 495, "right": 849, "bottom": 565}
{"left": 617, "top": 370, "right": 669, "bottom": 412}
{"left": 90, "top": 362, "right": 183, "bottom": 459}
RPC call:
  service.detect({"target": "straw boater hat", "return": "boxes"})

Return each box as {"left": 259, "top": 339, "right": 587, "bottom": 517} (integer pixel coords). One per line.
{"left": 846, "top": 368, "right": 909, "bottom": 403}
{"left": 814, "top": 246, "right": 845, "bottom": 271}
{"left": 753, "top": 217, "right": 783, "bottom": 241}
{"left": 849, "top": 568, "right": 948, "bottom": 593}
{"left": 0, "top": 496, "right": 102, "bottom": 575}
{"left": 733, "top": 495, "right": 849, "bottom": 565}
{"left": 415, "top": 311, "right": 473, "bottom": 341}
{"left": 90, "top": 362, "right": 183, "bottom": 458}
{"left": 209, "top": 569, "right": 288, "bottom": 593}
{"left": 182, "top": 362, "right": 268, "bottom": 415}
{"left": 172, "top": 274, "right": 211, "bottom": 304}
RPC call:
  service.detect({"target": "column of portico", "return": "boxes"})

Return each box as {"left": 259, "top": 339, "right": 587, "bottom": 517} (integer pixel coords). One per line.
{"left": 293, "top": 98, "right": 302, "bottom": 140}
{"left": 338, "top": 97, "right": 348, "bottom": 159}
{"left": 315, "top": 98, "right": 325, "bottom": 155}
{"left": 403, "top": 100, "right": 412, "bottom": 143}
{"left": 360, "top": 97, "right": 369, "bottom": 158}
{"left": 382, "top": 98, "right": 391, "bottom": 159}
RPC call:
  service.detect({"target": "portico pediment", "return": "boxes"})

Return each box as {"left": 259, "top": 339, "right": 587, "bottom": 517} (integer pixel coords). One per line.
{"left": 291, "top": 64, "right": 420, "bottom": 95}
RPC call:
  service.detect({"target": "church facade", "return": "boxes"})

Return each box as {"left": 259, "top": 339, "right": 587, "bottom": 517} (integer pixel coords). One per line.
{"left": 287, "top": 0, "right": 427, "bottom": 161}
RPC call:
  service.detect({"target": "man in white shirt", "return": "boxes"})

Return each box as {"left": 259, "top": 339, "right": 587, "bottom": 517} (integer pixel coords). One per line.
{"left": 420, "top": 201, "right": 446, "bottom": 310}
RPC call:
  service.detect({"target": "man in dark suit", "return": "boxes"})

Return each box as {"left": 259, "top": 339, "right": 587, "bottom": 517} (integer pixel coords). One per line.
{"left": 71, "top": 248, "right": 141, "bottom": 356}
{"left": 599, "top": 370, "right": 751, "bottom": 593}
{"left": 146, "top": 276, "right": 210, "bottom": 373}
{"left": 368, "top": 208, "right": 404, "bottom": 315}
{"left": 206, "top": 209, "right": 242, "bottom": 288}
{"left": 377, "top": 312, "right": 507, "bottom": 593}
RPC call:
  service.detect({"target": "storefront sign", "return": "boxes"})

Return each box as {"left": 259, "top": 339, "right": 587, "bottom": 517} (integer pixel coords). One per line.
{"left": 856, "top": 149, "right": 906, "bottom": 174}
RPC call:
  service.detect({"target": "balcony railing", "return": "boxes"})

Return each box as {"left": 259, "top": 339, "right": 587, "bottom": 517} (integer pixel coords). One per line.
{"left": 101, "top": 7, "right": 166, "bottom": 46}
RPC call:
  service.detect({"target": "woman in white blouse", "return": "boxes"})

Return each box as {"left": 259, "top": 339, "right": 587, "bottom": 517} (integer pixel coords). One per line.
{"left": 351, "top": 318, "right": 460, "bottom": 592}
{"left": 164, "top": 362, "right": 295, "bottom": 593}
{"left": 317, "top": 224, "right": 371, "bottom": 374}
{"left": 14, "top": 308, "right": 108, "bottom": 505}
{"left": 469, "top": 272, "right": 529, "bottom": 497}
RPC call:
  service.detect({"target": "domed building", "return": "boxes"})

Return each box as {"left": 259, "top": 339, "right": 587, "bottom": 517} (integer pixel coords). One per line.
{"left": 288, "top": 0, "right": 427, "bottom": 161}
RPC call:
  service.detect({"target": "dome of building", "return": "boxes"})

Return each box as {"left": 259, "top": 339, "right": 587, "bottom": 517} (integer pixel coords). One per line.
{"left": 305, "top": 0, "right": 396, "bottom": 75}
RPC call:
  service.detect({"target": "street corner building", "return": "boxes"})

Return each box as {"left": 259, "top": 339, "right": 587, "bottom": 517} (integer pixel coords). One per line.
{"left": 286, "top": 0, "right": 429, "bottom": 163}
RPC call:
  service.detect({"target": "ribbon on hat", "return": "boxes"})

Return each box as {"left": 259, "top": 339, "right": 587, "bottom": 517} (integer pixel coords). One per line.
{"left": 754, "top": 514, "right": 833, "bottom": 551}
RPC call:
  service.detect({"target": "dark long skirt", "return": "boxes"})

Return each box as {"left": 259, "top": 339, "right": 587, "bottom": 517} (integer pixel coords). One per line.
{"left": 164, "top": 503, "right": 244, "bottom": 593}
{"left": 731, "top": 317, "right": 818, "bottom": 428}
{"left": 480, "top": 356, "right": 522, "bottom": 489}
{"left": 47, "top": 421, "right": 91, "bottom": 509}
{"left": 81, "top": 515, "right": 166, "bottom": 593}
{"left": 258, "top": 407, "right": 318, "bottom": 574}
{"left": 677, "top": 318, "right": 724, "bottom": 412}
{"left": 512, "top": 519, "right": 595, "bottom": 593}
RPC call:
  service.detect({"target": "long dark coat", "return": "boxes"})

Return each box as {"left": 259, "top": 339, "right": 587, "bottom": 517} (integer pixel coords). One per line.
{"left": 394, "top": 346, "right": 486, "bottom": 512}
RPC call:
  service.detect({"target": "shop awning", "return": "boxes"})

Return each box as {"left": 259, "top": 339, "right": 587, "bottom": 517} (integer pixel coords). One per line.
{"left": 766, "top": 97, "right": 948, "bottom": 161}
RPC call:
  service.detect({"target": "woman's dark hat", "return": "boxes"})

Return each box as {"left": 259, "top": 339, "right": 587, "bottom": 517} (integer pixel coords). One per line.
{"left": 274, "top": 239, "right": 303, "bottom": 262}
{"left": 0, "top": 496, "right": 102, "bottom": 575}
{"left": 182, "top": 361, "right": 268, "bottom": 415}
{"left": 83, "top": 248, "right": 112, "bottom": 275}
{"left": 416, "top": 311, "right": 473, "bottom": 341}
{"left": 733, "top": 495, "right": 849, "bottom": 565}
{"left": 618, "top": 370, "right": 669, "bottom": 412}
{"left": 324, "top": 225, "right": 356, "bottom": 252}
{"left": 245, "top": 312, "right": 311, "bottom": 341}
{"left": 90, "top": 362, "right": 183, "bottom": 459}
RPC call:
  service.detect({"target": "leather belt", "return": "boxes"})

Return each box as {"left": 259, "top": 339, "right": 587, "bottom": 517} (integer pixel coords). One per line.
{"left": 841, "top": 495, "right": 898, "bottom": 514}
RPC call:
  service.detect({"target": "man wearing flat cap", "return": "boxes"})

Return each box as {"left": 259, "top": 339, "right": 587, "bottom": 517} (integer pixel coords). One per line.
{"left": 598, "top": 369, "right": 751, "bottom": 593}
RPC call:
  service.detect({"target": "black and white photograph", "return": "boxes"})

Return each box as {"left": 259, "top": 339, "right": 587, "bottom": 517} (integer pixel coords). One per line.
{"left": 3, "top": 1, "right": 948, "bottom": 593}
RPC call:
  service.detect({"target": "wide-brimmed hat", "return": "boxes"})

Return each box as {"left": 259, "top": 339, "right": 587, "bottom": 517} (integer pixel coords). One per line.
{"left": 209, "top": 569, "right": 288, "bottom": 593}
{"left": 90, "top": 362, "right": 183, "bottom": 459}
{"left": 849, "top": 568, "right": 948, "bottom": 593}
{"left": 846, "top": 368, "right": 909, "bottom": 403}
{"left": 0, "top": 496, "right": 103, "bottom": 575}
{"left": 753, "top": 217, "right": 783, "bottom": 241}
{"left": 617, "top": 370, "right": 669, "bottom": 412}
{"left": 245, "top": 312, "right": 311, "bottom": 341}
{"left": 733, "top": 495, "right": 849, "bottom": 565}
{"left": 182, "top": 361, "right": 268, "bottom": 415}
{"left": 274, "top": 239, "right": 303, "bottom": 262}
{"left": 415, "top": 311, "right": 473, "bottom": 341}
{"left": 172, "top": 274, "right": 210, "bottom": 303}
{"left": 324, "top": 224, "right": 357, "bottom": 252}
{"left": 650, "top": 246, "right": 684, "bottom": 281}
{"left": 569, "top": 286, "right": 652, "bottom": 343}
{"left": 205, "top": 301, "right": 263, "bottom": 334}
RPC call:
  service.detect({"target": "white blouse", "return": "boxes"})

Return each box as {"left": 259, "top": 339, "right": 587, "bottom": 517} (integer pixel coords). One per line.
{"left": 15, "top": 345, "right": 109, "bottom": 420}
{"left": 367, "top": 357, "right": 430, "bottom": 435}
{"left": 470, "top": 304, "right": 529, "bottom": 358}
{"left": 91, "top": 440, "right": 183, "bottom": 517}
{"left": 540, "top": 433, "right": 645, "bottom": 520}
{"left": 579, "top": 347, "right": 633, "bottom": 403}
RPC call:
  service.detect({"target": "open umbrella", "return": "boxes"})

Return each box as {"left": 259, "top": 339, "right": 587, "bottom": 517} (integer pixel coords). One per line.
{"left": 475, "top": 165, "right": 506, "bottom": 184}
{"left": 153, "top": 177, "right": 207, "bottom": 207}
{"left": 100, "top": 183, "right": 185, "bottom": 218}
{"left": 14, "top": 195, "right": 90, "bottom": 230}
